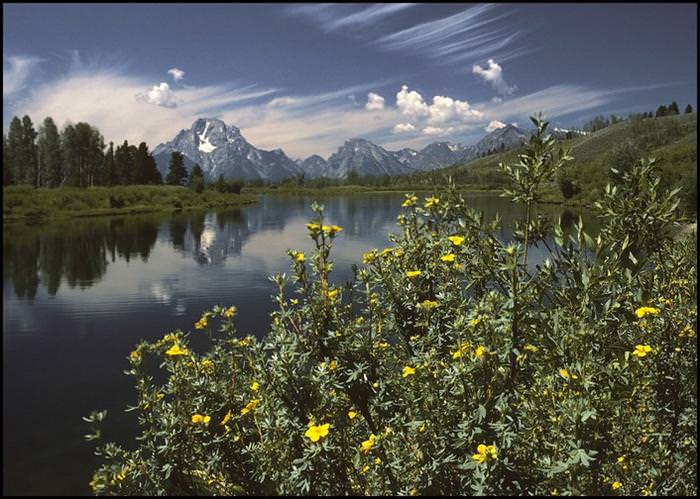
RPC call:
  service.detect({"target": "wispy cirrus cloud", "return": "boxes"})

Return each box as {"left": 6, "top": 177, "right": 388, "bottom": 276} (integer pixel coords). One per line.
{"left": 288, "top": 3, "right": 416, "bottom": 32}
{"left": 3, "top": 55, "right": 44, "bottom": 96}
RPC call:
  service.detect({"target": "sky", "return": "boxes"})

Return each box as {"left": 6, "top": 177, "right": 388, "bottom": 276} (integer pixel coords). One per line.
{"left": 3, "top": 3, "right": 697, "bottom": 159}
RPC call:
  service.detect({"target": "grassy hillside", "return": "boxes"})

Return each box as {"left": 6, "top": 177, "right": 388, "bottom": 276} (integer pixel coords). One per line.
{"left": 3, "top": 185, "right": 257, "bottom": 224}
{"left": 410, "top": 113, "right": 696, "bottom": 213}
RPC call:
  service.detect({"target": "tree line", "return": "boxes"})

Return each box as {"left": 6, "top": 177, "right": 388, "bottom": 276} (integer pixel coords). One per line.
{"left": 3, "top": 114, "right": 243, "bottom": 194}
{"left": 584, "top": 101, "right": 693, "bottom": 133}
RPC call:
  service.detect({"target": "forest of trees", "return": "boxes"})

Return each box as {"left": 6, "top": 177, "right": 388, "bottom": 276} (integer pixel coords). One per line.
{"left": 584, "top": 100, "right": 694, "bottom": 132}
{"left": 3, "top": 114, "right": 163, "bottom": 188}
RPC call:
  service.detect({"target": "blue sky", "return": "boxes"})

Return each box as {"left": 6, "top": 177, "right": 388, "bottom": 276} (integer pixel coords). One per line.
{"left": 3, "top": 3, "right": 697, "bottom": 158}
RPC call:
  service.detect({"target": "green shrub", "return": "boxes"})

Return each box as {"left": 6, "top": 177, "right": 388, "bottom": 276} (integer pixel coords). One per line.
{"left": 85, "top": 116, "right": 697, "bottom": 496}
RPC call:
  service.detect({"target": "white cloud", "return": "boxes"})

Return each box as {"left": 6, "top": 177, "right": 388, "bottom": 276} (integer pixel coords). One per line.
{"left": 491, "top": 96, "right": 502, "bottom": 103}
{"left": 393, "top": 123, "right": 416, "bottom": 133}
{"left": 428, "top": 95, "right": 483, "bottom": 124}
{"left": 289, "top": 4, "right": 416, "bottom": 32}
{"left": 472, "top": 58, "right": 516, "bottom": 96}
{"left": 396, "top": 84, "right": 429, "bottom": 119}
{"left": 3, "top": 55, "right": 43, "bottom": 96}
{"left": 136, "top": 82, "right": 178, "bottom": 108}
{"left": 365, "top": 92, "right": 385, "bottom": 111}
{"left": 422, "top": 126, "right": 454, "bottom": 136}
{"left": 485, "top": 119, "right": 506, "bottom": 132}
{"left": 168, "top": 67, "right": 185, "bottom": 82}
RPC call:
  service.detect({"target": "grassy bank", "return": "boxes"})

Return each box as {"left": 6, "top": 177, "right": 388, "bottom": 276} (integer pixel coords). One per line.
{"left": 3, "top": 185, "right": 257, "bottom": 224}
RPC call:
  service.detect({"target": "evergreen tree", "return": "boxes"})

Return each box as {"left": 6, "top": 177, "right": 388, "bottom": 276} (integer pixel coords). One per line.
{"left": 214, "top": 173, "right": 227, "bottom": 192}
{"left": 166, "top": 151, "right": 187, "bottom": 186}
{"left": 104, "top": 142, "right": 116, "bottom": 186}
{"left": 37, "top": 117, "right": 62, "bottom": 187}
{"left": 668, "top": 101, "right": 680, "bottom": 115}
{"left": 60, "top": 122, "right": 104, "bottom": 187}
{"left": 21, "top": 115, "right": 38, "bottom": 186}
{"left": 114, "top": 141, "right": 131, "bottom": 185}
{"left": 655, "top": 105, "right": 668, "bottom": 118}
{"left": 685, "top": 104, "right": 693, "bottom": 114}
{"left": 2, "top": 134, "right": 11, "bottom": 186}
{"left": 188, "top": 163, "right": 205, "bottom": 193}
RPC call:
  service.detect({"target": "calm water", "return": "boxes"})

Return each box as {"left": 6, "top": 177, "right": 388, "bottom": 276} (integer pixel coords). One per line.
{"left": 2, "top": 193, "right": 598, "bottom": 495}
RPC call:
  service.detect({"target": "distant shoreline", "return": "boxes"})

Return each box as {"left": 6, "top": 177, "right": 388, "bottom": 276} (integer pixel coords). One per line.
{"left": 3, "top": 185, "right": 257, "bottom": 225}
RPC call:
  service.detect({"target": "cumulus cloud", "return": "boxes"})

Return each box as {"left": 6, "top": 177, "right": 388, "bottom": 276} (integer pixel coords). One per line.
{"left": 365, "top": 92, "right": 385, "bottom": 111}
{"left": 428, "top": 95, "right": 483, "bottom": 124}
{"left": 393, "top": 122, "right": 416, "bottom": 133}
{"left": 3, "top": 55, "right": 43, "bottom": 96}
{"left": 422, "top": 126, "right": 456, "bottom": 136}
{"left": 472, "top": 59, "right": 516, "bottom": 96}
{"left": 396, "top": 85, "right": 430, "bottom": 119}
{"left": 168, "top": 67, "right": 185, "bottom": 82}
{"left": 485, "top": 119, "right": 506, "bottom": 132}
{"left": 136, "top": 82, "right": 178, "bottom": 108}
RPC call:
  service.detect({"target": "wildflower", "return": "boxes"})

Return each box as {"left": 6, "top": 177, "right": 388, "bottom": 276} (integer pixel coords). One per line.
{"left": 402, "top": 366, "right": 416, "bottom": 378}
{"left": 475, "top": 346, "right": 488, "bottom": 358}
{"left": 374, "top": 457, "right": 382, "bottom": 464}
{"left": 402, "top": 195, "right": 418, "bottom": 207}
{"left": 330, "top": 225, "right": 343, "bottom": 233}
{"left": 419, "top": 422, "right": 426, "bottom": 433}
{"left": 376, "top": 341, "right": 390, "bottom": 350}
{"left": 129, "top": 350, "right": 141, "bottom": 363}
{"left": 250, "top": 381, "right": 260, "bottom": 392}
{"left": 156, "top": 392, "right": 165, "bottom": 400}
{"left": 348, "top": 410, "right": 358, "bottom": 420}
{"left": 240, "top": 399, "right": 261, "bottom": 415}
{"left": 448, "top": 235, "right": 465, "bottom": 246}
{"left": 632, "top": 344, "right": 652, "bottom": 357}
{"left": 306, "top": 222, "right": 321, "bottom": 233}
{"left": 224, "top": 306, "right": 237, "bottom": 318}
{"left": 635, "top": 306, "right": 660, "bottom": 319}
{"left": 424, "top": 196, "right": 440, "bottom": 209}
{"left": 290, "top": 298, "right": 299, "bottom": 305}
{"left": 523, "top": 344, "right": 539, "bottom": 352}
{"left": 305, "top": 423, "right": 330, "bottom": 442}
{"left": 379, "top": 247, "right": 394, "bottom": 258}
{"left": 472, "top": 444, "right": 497, "bottom": 463}
{"left": 191, "top": 414, "right": 211, "bottom": 425}
{"left": 469, "top": 316, "right": 484, "bottom": 327}
{"left": 238, "top": 336, "right": 252, "bottom": 347}
{"left": 362, "top": 249, "right": 378, "bottom": 264}
{"left": 195, "top": 315, "right": 208, "bottom": 329}
{"left": 559, "top": 368, "right": 570, "bottom": 379}
{"left": 359, "top": 465, "right": 370, "bottom": 474}
{"left": 201, "top": 359, "right": 215, "bottom": 372}
{"left": 617, "top": 455, "right": 625, "bottom": 463}
{"left": 440, "top": 253, "right": 456, "bottom": 262}
{"left": 406, "top": 270, "right": 422, "bottom": 278}
{"left": 165, "top": 343, "right": 189, "bottom": 357}
{"left": 328, "top": 289, "right": 339, "bottom": 301}
{"left": 452, "top": 341, "right": 470, "bottom": 359}
{"left": 220, "top": 410, "right": 233, "bottom": 426}
{"left": 612, "top": 481, "right": 622, "bottom": 490}
{"left": 394, "top": 248, "right": 405, "bottom": 257}
{"left": 680, "top": 325, "right": 696, "bottom": 337}
{"left": 360, "top": 433, "right": 377, "bottom": 453}
{"left": 419, "top": 299, "right": 439, "bottom": 310}
{"left": 329, "top": 360, "right": 338, "bottom": 372}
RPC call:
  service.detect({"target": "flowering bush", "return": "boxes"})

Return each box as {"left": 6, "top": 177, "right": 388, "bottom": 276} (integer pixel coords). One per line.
{"left": 85, "top": 116, "right": 697, "bottom": 495}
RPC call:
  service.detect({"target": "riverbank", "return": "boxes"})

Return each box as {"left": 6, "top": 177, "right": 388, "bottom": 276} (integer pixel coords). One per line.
{"left": 3, "top": 185, "right": 257, "bottom": 224}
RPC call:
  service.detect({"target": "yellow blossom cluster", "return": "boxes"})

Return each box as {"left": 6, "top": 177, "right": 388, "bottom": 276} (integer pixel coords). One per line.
{"left": 424, "top": 196, "right": 440, "bottom": 209}
{"left": 360, "top": 433, "right": 377, "bottom": 453}
{"left": 632, "top": 344, "right": 652, "bottom": 357}
{"left": 240, "top": 399, "right": 261, "bottom": 415}
{"left": 191, "top": 414, "right": 211, "bottom": 425}
{"left": 402, "top": 195, "right": 418, "bottom": 207}
{"left": 305, "top": 422, "right": 330, "bottom": 442}
{"left": 635, "top": 306, "right": 660, "bottom": 319}
{"left": 472, "top": 444, "right": 497, "bottom": 463}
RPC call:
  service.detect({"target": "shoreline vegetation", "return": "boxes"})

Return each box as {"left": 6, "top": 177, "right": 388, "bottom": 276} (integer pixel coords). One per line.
{"left": 2, "top": 185, "right": 256, "bottom": 224}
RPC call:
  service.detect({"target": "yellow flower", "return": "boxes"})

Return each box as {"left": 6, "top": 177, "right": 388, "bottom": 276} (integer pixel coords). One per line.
{"left": 617, "top": 455, "right": 625, "bottom": 463}
{"left": 559, "top": 368, "right": 570, "bottom": 379}
{"left": 330, "top": 225, "right": 343, "bottom": 233}
{"left": 191, "top": 414, "right": 211, "bottom": 425}
{"left": 220, "top": 410, "right": 233, "bottom": 426}
{"left": 294, "top": 252, "right": 306, "bottom": 263}
{"left": 306, "top": 222, "right": 321, "bottom": 233}
{"left": 452, "top": 341, "right": 470, "bottom": 359}
{"left": 360, "top": 433, "right": 376, "bottom": 453}
{"left": 238, "top": 336, "right": 252, "bottom": 347}
{"left": 632, "top": 344, "right": 652, "bottom": 357}
{"left": 348, "top": 410, "right": 358, "bottom": 420}
{"left": 402, "top": 366, "right": 416, "bottom": 378}
{"left": 240, "top": 399, "right": 261, "bottom": 415}
{"left": 469, "top": 316, "right": 484, "bottom": 327}
{"left": 327, "top": 289, "right": 339, "bottom": 301}
{"left": 635, "top": 306, "right": 660, "bottom": 319}
{"left": 419, "top": 299, "right": 439, "bottom": 310}
{"left": 376, "top": 341, "right": 390, "bottom": 350}
{"left": 440, "top": 253, "right": 456, "bottom": 262}
{"left": 362, "top": 249, "right": 378, "bottom": 264}
{"left": 374, "top": 457, "right": 382, "bottom": 464}
{"left": 402, "top": 195, "right": 418, "bottom": 207}
{"left": 424, "top": 196, "right": 440, "bottom": 209}
{"left": 448, "top": 235, "right": 465, "bottom": 246}
{"left": 329, "top": 360, "right": 338, "bottom": 372}
{"left": 419, "top": 422, "right": 426, "bottom": 433}
{"left": 201, "top": 359, "right": 215, "bottom": 372}
{"left": 523, "top": 344, "right": 539, "bottom": 352}
{"left": 165, "top": 343, "right": 189, "bottom": 357}
{"left": 359, "top": 465, "right": 370, "bottom": 474}
{"left": 250, "top": 381, "right": 260, "bottom": 392}
{"left": 305, "top": 423, "right": 330, "bottom": 442}
{"left": 680, "top": 325, "right": 696, "bottom": 337}
{"left": 472, "top": 444, "right": 497, "bottom": 463}
{"left": 475, "top": 346, "right": 487, "bottom": 358}
{"left": 156, "top": 392, "right": 165, "bottom": 400}
{"left": 550, "top": 489, "right": 559, "bottom": 496}
{"left": 130, "top": 350, "right": 141, "bottom": 363}
{"left": 290, "top": 298, "right": 299, "bottom": 305}
{"left": 224, "top": 306, "right": 237, "bottom": 318}
{"left": 406, "top": 270, "right": 422, "bottom": 278}
{"left": 612, "top": 481, "right": 622, "bottom": 490}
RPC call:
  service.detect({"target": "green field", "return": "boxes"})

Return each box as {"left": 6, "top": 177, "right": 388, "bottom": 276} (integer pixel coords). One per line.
{"left": 3, "top": 185, "right": 257, "bottom": 224}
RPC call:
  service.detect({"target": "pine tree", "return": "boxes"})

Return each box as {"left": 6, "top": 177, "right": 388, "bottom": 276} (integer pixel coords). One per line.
{"left": 38, "top": 117, "right": 62, "bottom": 187}
{"left": 655, "top": 105, "right": 668, "bottom": 118}
{"left": 668, "top": 101, "right": 680, "bottom": 115}
{"left": 21, "top": 115, "right": 38, "bottom": 186}
{"left": 166, "top": 151, "right": 188, "bottom": 186}
{"left": 2, "top": 134, "right": 11, "bottom": 186}
{"left": 188, "top": 163, "right": 205, "bottom": 192}
{"left": 104, "top": 142, "right": 116, "bottom": 186}
{"left": 685, "top": 104, "right": 693, "bottom": 114}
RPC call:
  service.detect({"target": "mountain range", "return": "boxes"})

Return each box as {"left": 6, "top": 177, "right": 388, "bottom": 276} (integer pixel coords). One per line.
{"left": 152, "top": 118, "right": 537, "bottom": 181}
